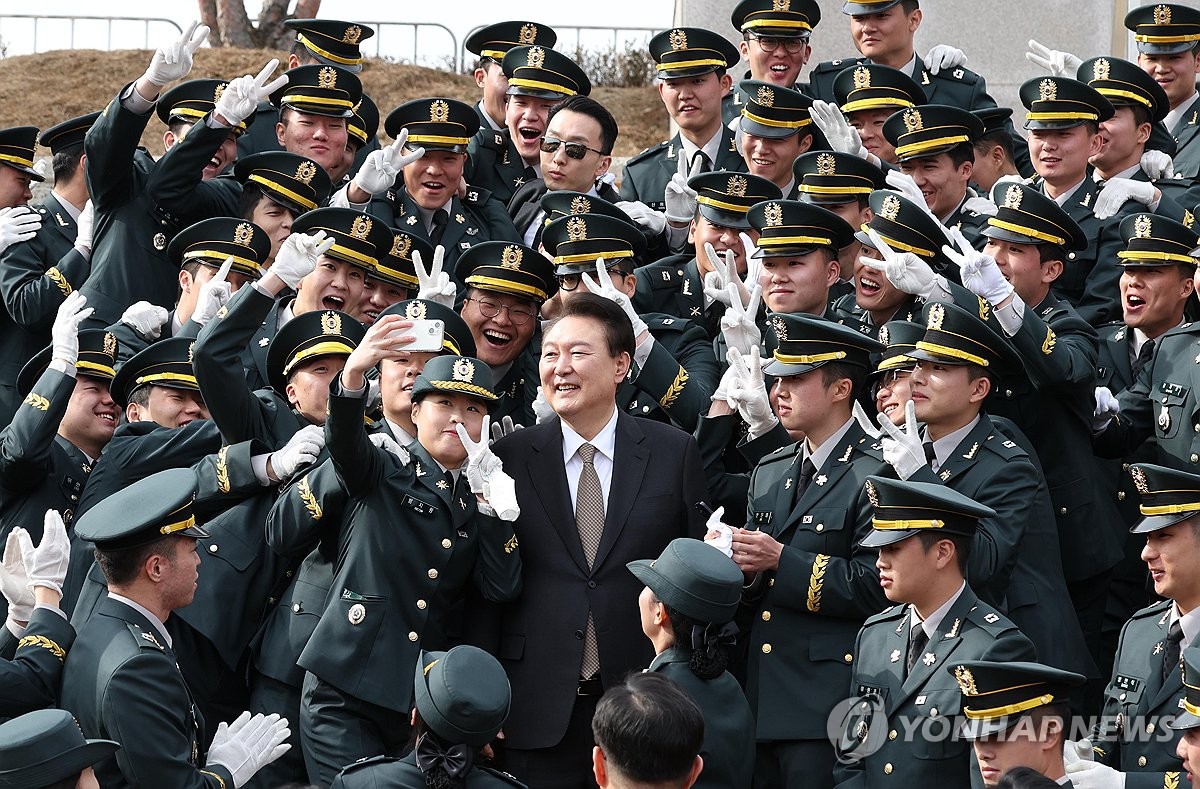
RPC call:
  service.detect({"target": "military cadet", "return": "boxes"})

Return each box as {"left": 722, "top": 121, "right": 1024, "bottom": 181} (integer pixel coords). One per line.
{"left": 1064, "top": 462, "right": 1200, "bottom": 788}
{"left": 748, "top": 198, "right": 854, "bottom": 318}
{"left": 357, "top": 228, "right": 421, "bottom": 326}
{"left": 633, "top": 172, "right": 781, "bottom": 337}
{"left": 465, "top": 20, "right": 558, "bottom": 132}
{"left": 331, "top": 646, "right": 525, "bottom": 788}
{"left": 953, "top": 661, "right": 1085, "bottom": 787}
{"left": 265, "top": 63, "right": 363, "bottom": 186}
{"left": 883, "top": 104, "right": 991, "bottom": 247}
{"left": 1126, "top": 4, "right": 1200, "bottom": 180}
{"left": 1172, "top": 648, "right": 1200, "bottom": 788}
{"left": 793, "top": 150, "right": 889, "bottom": 281}
{"left": 870, "top": 319, "right": 924, "bottom": 426}
{"left": 0, "top": 115, "right": 98, "bottom": 427}
{"left": 0, "top": 708, "right": 119, "bottom": 788}
{"left": 60, "top": 468, "right": 291, "bottom": 789}
{"left": 455, "top": 241, "right": 556, "bottom": 426}
{"left": 234, "top": 150, "right": 332, "bottom": 265}
{"left": 628, "top": 538, "right": 754, "bottom": 789}
{"left": 971, "top": 107, "right": 1025, "bottom": 191}
{"left": 298, "top": 348, "right": 521, "bottom": 783}
{"left": 0, "top": 125, "right": 43, "bottom": 210}
{"left": 833, "top": 475, "right": 1036, "bottom": 788}
{"left": 826, "top": 62, "right": 927, "bottom": 167}
{"left": 722, "top": 0, "right": 822, "bottom": 125}
{"left": 736, "top": 81, "right": 819, "bottom": 198}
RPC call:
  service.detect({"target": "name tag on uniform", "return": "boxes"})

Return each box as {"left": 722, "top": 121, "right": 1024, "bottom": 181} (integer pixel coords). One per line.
{"left": 1161, "top": 382, "right": 1189, "bottom": 398}
{"left": 404, "top": 495, "right": 436, "bottom": 516}
{"left": 1113, "top": 675, "right": 1141, "bottom": 692}
{"left": 752, "top": 511, "right": 773, "bottom": 525}
{"left": 857, "top": 683, "right": 887, "bottom": 701}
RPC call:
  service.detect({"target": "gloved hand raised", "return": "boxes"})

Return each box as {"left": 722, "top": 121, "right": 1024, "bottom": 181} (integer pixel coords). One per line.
{"left": 142, "top": 20, "right": 209, "bottom": 87}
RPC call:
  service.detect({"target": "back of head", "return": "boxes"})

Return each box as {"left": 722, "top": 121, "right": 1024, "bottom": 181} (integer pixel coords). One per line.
{"left": 996, "top": 766, "right": 1061, "bottom": 789}
{"left": 592, "top": 673, "right": 703, "bottom": 787}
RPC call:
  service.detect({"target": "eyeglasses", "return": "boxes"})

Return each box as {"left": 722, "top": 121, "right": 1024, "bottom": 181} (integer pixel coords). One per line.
{"left": 872, "top": 368, "right": 913, "bottom": 398}
{"left": 464, "top": 296, "right": 537, "bottom": 325}
{"left": 744, "top": 32, "right": 810, "bottom": 54}
{"left": 539, "top": 136, "right": 606, "bottom": 160}
{"left": 557, "top": 265, "right": 630, "bottom": 292}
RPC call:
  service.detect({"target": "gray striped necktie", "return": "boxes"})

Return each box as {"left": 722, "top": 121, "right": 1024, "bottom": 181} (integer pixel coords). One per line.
{"left": 576, "top": 443, "right": 604, "bottom": 678}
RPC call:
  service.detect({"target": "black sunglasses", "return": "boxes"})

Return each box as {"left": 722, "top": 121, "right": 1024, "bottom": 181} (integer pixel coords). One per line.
{"left": 540, "top": 136, "right": 606, "bottom": 160}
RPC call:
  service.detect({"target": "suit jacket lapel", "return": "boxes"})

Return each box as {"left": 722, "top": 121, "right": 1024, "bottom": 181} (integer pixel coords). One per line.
{"left": 394, "top": 190, "right": 431, "bottom": 240}
{"left": 716, "top": 127, "right": 746, "bottom": 171}
{"left": 1146, "top": 606, "right": 1178, "bottom": 707}
{"left": 1173, "top": 95, "right": 1200, "bottom": 140}
{"left": 529, "top": 420, "right": 590, "bottom": 573}
{"left": 777, "top": 428, "right": 862, "bottom": 537}
{"left": 592, "top": 413, "right": 649, "bottom": 570}
{"left": 895, "top": 590, "right": 975, "bottom": 707}
{"left": 659, "top": 133, "right": 683, "bottom": 183}
{"left": 932, "top": 417, "right": 994, "bottom": 485}
{"left": 437, "top": 197, "right": 470, "bottom": 254}
{"left": 762, "top": 448, "right": 802, "bottom": 537}
{"left": 1110, "top": 327, "right": 1134, "bottom": 385}
{"left": 45, "top": 195, "right": 77, "bottom": 242}
{"left": 410, "top": 443, "right": 453, "bottom": 507}
{"left": 1063, "top": 180, "right": 1099, "bottom": 224}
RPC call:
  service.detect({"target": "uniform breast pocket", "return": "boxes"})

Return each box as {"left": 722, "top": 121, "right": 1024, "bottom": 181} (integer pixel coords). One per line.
{"left": 334, "top": 591, "right": 389, "bottom": 659}
{"left": 909, "top": 686, "right": 966, "bottom": 761}
{"left": 793, "top": 506, "right": 849, "bottom": 552}
{"left": 1103, "top": 673, "right": 1145, "bottom": 739}
{"left": 1154, "top": 385, "right": 1191, "bottom": 440}
{"left": 1059, "top": 244, "right": 1097, "bottom": 297}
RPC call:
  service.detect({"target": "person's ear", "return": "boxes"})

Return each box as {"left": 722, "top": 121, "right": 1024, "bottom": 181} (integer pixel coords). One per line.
{"left": 682, "top": 755, "right": 705, "bottom": 789}
{"left": 593, "top": 746, "right": 609, "bottom": 787}
{"left": 125, "top": 402, "right": 143, "bottom": 423}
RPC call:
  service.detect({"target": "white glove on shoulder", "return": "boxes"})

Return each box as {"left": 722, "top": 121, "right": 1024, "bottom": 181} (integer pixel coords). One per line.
{"left": 1025, "top": 39, "right": 1083, "bottom": 78}
{"left": 962, "top": 196, "right": 998, "bottom": 217}
{"left": 142, "top": 21, "right": 209, "bottom": 87}
{"left": 270, "top": 230, "right": 334, "bottom": 290}
{"left": 22, "top": 511, "right": 70, "bottom": 596}
{"left": 1140, "top": 149, "right": 1175, "bottom": 181}
{"left": 413, "top": 245, "right": 456, "bottom": 307}
{"left": 1093, "top": 386, "right": 1120, "bottom": 432}
{"left": 0, "top": 206, "right": 42, "bottom": 255}
{"left": 353, "top": 130, "right": 425, "bottom": 196}
{"left": 215, "top": 60, "right": 289, "bottom": 127}
{"left": 206, "top": 711, "right": 291, "bottom": 789}
{"left": 51, "top": 291, "right": 93, "bottom": 366}
{"left": 121, "top": 301, "right": 169, "bottom": 340}
{"left": 877, "top": 401, "right": 926, "bottom": 480}
{"left": 615, "top": 200, "right": 667, "bottom": 235}
{"left": 703, "top": 506, "right": 734, "bottom": 558}
{"left": 368, "top": 431, "right": 411, "bottom": 465}
{"left": 268, "top": 424, "right": 325, "bottom": 483}
{"left": 192, "top": 257, "right": 233, "bottom": 327}
{"left": 1094, "top": 178, "right": 1159, "bottom": 220}
{"left": 923, "top": 44, "right": 967, "bottom": 75}
{"left": 1, "top": 530, "right": 34, "bottom": 625}
{"left": 810, "top": 100, "right": 869, "bottom": 160}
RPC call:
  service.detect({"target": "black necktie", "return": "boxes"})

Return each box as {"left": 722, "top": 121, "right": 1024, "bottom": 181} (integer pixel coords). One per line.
{"left": 430, "top": 209, "right": 449, "bottom": 246}
{"left": 797, "top": 458, "right": 817, "bottom": 495}
{"left": 906, "top": 621, "right": 929, "bottom": 677}
{"left": 1132, "top": 339, "right": 1156, "bottom": 380}
{"left": 691, "top": 150, "right": 713, "bottom": 174}
{"left": 1163, "top": 619, "right": 1185, "bottom": 685}
{"left": 923, "top": 441, "right": 937, "bottom": 468}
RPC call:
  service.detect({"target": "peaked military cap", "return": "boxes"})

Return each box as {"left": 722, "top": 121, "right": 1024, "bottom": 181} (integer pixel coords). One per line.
{"left": 860, "top": 475, "right": 995, "bottom": 548}
{"left": 984, "top": 182, "right": 1088, "bottom": 251}
{"left": 649, "top": 27, "right": 741, "bottom": 80}
{"left": 690, "top": 171, "right": 782, "bottom": 230}
{"left": 384, "top": 97, "right": 479, "bottom": 153}
{"left": 1119, "top": 213, "right": 1199, "bottom": 267}
{"left": 1128, "top": 462, "right": 1200, "bottom": 533}
{"left": 543, "top": 212, "right": 645, "bottom": 274}
{"left": 540, "top": 190, "right": 630, "bottom": 223}
{"left": 0, "top": 709, "right": 119, "bottom": 788}
{"left": 882, "top": 104, "right": 984, "bottom": 163}
{"left": 168, "top": 217, "right": 271, "bottom": 280}
{"left": 348, "top": 94, "right": 379, "bottom": 149}
{"left": 379, "top": 299, "right": 476, "bottom": 357}
{"left": 502, "top": 45, "right": 591, "bottom": 100}
{"left": 266, "top": 309, "right": 364, "bottom": 393}
{"left": 842, "top": 0, "right": 904, "bottom": 15}
{"left": 628, "top": 538, "right": 744, "bottom": 624}
{"left": 270, "top": 64, "right": 361, "bottom": 118}
{"left": 1019, "top": 76, "right": 1114, "bottom": 130}
{"left": 291, "top": 207, "right": 393, "bottom": 272}
{"left": 75, "top": 467, "right": 209, "bottom": 549}
{"left": 38, "top": 112, "right": 101, "bottom": 154}
{"left": 857, "top": 190, "right": 954, "bottom": 270}
{"left": 1125, "top": 3, "right": 1200, "bottom": 54}
{"left": 283, "top": 18, "right": 374, "bottom": 72}
{"left": 732, "top": 0, "right": 821, "bottom": 37}
{"left": 373, "top": 230, "right": 428, "bottom": 291}
{"left": 793, "top": 150, "right": 887, "bottom": 206}
{"left": 234, "top": 151, "right": 331, "bottom": 215}
{"left": 415, "top": 646, "right": 511, "bottom": 747}
{"left": 1079, "top": 56, "right": 1170, "bottom": 123}
{"left": 949, "top": 661, "right": 1086, "bottom": 739}
{"left": 871, "top": 319, "right": 924, "bottom": 378}
{"left": 738, "top": 80, "right": 815, "bottom": 139}
{"left": 466, "top": 21, "right": 558, "bottom": 60}
{"left": 17, "top": 329, "right": 119, "bottom": 397}
{"left": 410, "top": 355, "right": 498, "bottom": 402}
{"left": 0, "top": 126, "right": 44, "bottom": 181}
{"left": 910, "top": 300, "right": 1023, "bottom": 375}
{"left": 972, "top": 107, "right": 1014, "bottom": 139}
{"left": 157, "top": 79, "right": 254, "bottom": 134}
{"left": 833, "top": 63, "right": 926, "bottom": 114}
{"left": 111, "top": 337, "right": 200, "bottom": 408}
{"left": 763, "top": 313, "right": 884, "bottom": 377}
{"left": 748, "top": 199, "right": 855, "bottom": 257}
{"left": 456, "top": 241, "right": 557, "bottom": 302}
{"left": 1171, "top": 647, "right": 1200, "bottom": 730}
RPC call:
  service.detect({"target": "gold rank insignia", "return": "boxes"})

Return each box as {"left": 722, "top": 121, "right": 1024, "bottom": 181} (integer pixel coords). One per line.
{"left": 527, "top": 46, "right": 546, "bottom": 69}
{"left": 430, "top": 100, "right": 450, "bottom": 123}
{"left": 567, "top": 216, "right": 588, "bottom": 241}
{"left": 453, "top": 357, "right": 476, "bottom": 382}
{"left": 865, "top": 479, "right": 879, "bottom": 507}
{"left": 1093, "top": 58, "right": 1110, "bottom": 82}
{"left": 519, "top": 24, "right": 538, "bottom": 44}
{"left": 878, "top": 325, "right": 890, "bottom": 346}
{"left": 392, "top": 234, "right": 412, "bottom": 259}
{"left": 879, "top": 194, "right": 901, "bottom": 221}
{"left": 953, "top": 665, "right": 978, "bottom": 695}
{"left": 852, "top": 66, "right": 871, "bottom": 91}
{"left": 927, "top": 303, "right": 946, "bottom": 331}
{"left": 772, "top": 315, "right": 788, "bottom": 341}
{"left": 406, "top": 301, "right": 427, "bottom": 322}
{"left": 500, "top": 245, "right": 523, "bottom": 270}
{"left": 318, "top": 67, "right": 338, "bottom": 89}
{"left": 351, "top": 215, "right": 373, "bottom": 239}
{"left": 763, "top": 202, "right": 783, "bottom": 227}
{"left": 234, "top": 222, "right": 254, "bottom": 246}
{"left": 103, "top": 332, "right": 117, "bottom": 359}
{"left": 1130, "top": 465, "right": 1150, "bottom": 495}
{"left": 343, "top": 25, "right": 363, "bottom": 44}
{"left": 1039, "top": 79, "right": 1057, "bottom": 102}
{"left": 1002, "top": 184, "right": 1023, "bottom": 210}
{"left": 669, "top": 29, "right": 688, "bottom": 51}
{"left": 727, "top": 175, "right": 748, "bottom": 197}
{"left": 773, "top": 0, "right": 790, "bottom": 10}
{"left": 756, "top": 85, "right": 775, "bottom": 107}
{"left": 903, "top": 108, "right": 923, "bottom": 133}
{"left": 1134, "top": 214, "right": 1153, "bottom": 239}
{"left": 213, "top": 82, "right": 227, "bottom": 103}
{"left": 817, "top": 152, "right": 837, "bottom": 176}
{"left": 322, "top": 311, "right": 342, "bottom": 335}
{"left": 1155, "top": 4, "right": 1172, "bottom": 25}
{"left": 570, "top": 195, "right": 592, "bottom": 214}
{"left": 295, "top": 161, "right": 317, "bottom": 184}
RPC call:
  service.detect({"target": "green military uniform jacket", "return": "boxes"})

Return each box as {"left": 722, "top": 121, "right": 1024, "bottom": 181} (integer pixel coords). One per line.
{"left": 744, "top": 421, "right": 891, "bottom": 742}
{"left": 1093, "top": 599, "right": 1190, "bottom": 788}
{"left": 59, "top": 596, "right": 235, "bottom": 789}
{"left": 331, "top": 751, "right": 526, "bottom": 788}
{"left": 618, "top": 313, "right": 719, "bottom": 432}
{"left": 649, "top": 647, "right": 755, "bottom": 789}
{"left": 0, "top": 606, "right": 74, "bottom": 721}
{"left": 0, "top": 195, "right": 88, "bottom": 424}
{"left": 466, "top": 127, "right": 537, "bottom": 208}
{"left": 633, "top": 254, "right": 723, "bottom": 338}
{"left": 943, "top": 196, "right": 990, "bottom": 250}
{"left": 833, "top": 588, "right": 1036, "bottom": 788}
{"left": 619, "top": 129, "right": 748, "bottom": 213}
{"left": 830, "top": 291, "right": 921, "bottom": 342}
{"left": 1167, "top": 94, "right": 1200, "bottom": 180}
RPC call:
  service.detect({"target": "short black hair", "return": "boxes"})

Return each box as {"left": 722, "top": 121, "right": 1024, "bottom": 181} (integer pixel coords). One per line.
{"left": 592, "top": 673, "right": 704, "bottom": 784}
{"left": 289, "top": 40, "right": 317, "bottom": 65}
{"left": 973, "top": 131, "right": 1015, "bottom": 163}
{"left": 1128, "top": 103, "right": 1152, "bottom": 129}
{"left": 548, "top": 95, "right": 619, "bottom": 155}
{"left": 820, "top": 359, "right": 869, "bottom": 395}
{"left": 550, "top": 292, "right": 636, "bottom": 358}
{"left": 1036, "top": 242, "right": 1068, "bottom": 267}
{"left": 946, "top": 141, "right": 976, "bottom": 168}
{"left": 899, "top": 0, "right": 921, "bottom": 13}
{"left": 95, "top": 535, "right": 177, "bottom": 587}
{"left": 51, "top": 146, "right": 84, "bottom": 184}
{"left": 661, "top": 600, "right": 731, "bottom": 680}
{"left": 916, "top": 530, "right": 972, "bottom": 574}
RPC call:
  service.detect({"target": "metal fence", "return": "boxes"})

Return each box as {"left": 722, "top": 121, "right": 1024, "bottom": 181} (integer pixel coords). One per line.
{"left": 348, "top": 20, "right": 459, "bottom": 69}
{"left": 0, "top": 14, "right": 182, "bottom": 54}
{"left": 459, "top": 24, "right": 661, "bottom": 73}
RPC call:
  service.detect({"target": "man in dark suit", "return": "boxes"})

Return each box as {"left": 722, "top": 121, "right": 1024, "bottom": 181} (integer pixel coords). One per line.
{"left": 489, "top": 293, "right": 708, "bottom": 787}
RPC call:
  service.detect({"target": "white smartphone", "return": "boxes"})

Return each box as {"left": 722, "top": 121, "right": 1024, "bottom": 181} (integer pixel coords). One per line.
{"left": 397, "top": 319, "right": 444, "bottom": 352}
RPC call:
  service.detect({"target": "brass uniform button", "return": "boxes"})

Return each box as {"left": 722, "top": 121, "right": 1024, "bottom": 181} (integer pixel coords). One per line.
{"left": 441, "top": 538, "right": 452, "bottom": 549}
{"left": 1138, "top": 756, "right": 1147, "bottom": 767}
{"left": 844, "top": 653, "right": 853, "bottom": 663}
{"left": 347, "top": 603, "right": 366, "bottom": 625}
{"left": 208, "top": 544, "right": 219, "bottom": 553}
{"left": 883, "top": 763, "right": 893, "bottom": 775}
{"left": 428, "top": 568, "right": 438, "bottom": 579}
{"left": 408, "top": 631, "right": 418, "bottom": 642}
{"left": 888, "top": 730, "right": 897, "bottom": 741}
{"left": 761, "top": 611, "right": 771, "bottom": 621}
{"left": 416, "top": 600, "right": 427, "bottom": 610}
{"left": 761, "top": 644, "right": 772, "bottom": 654}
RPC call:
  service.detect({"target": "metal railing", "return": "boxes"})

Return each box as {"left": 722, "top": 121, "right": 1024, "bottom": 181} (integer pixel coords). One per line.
{"left": 460, "top": 24, "right": 660, "bottom": 73}
{"left": 352, "top": 21, "right": 458, "bottom": 69}
{"left": 0, "top": 14, "right": 182, "bottom": 53}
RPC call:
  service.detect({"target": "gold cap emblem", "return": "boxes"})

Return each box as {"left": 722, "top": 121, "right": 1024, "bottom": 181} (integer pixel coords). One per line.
{"left": 452, "top": 357, "right": 475, "bottom": 382}
{"left": 816, "top": 152, "right": 837, "bottom": 176}
{"left": 852, "top": 66, "right": 871, "bottom": 91}
{"left": 429, "top": 99, "right": 450, "bottom": 123}
{"left": 1002, "top": 184, "right": 1023, "bottom": 210}
{"left": 1155, "top": 4, "right": 1173, "bottom": 25}
{"left": 878, "top": 325, "right": 890, "bottom": 346}
{"left": 103, "top": 332, "right": 117, "bottom": 359}
{"left": 527, "top": 46, "right": 546, "bottom": 69}
{"left": 771, "top": 315, "right": 788, "bottom": 341}
{"left": 519, "top": 24, "right": 538, "bottom": 45}
{"left": 669, "top": 29, "right": 688, "bottom": 51}
{"left": 1185, "top": 210, "right": 1196, "bottom": 230}
{"left": 763, "top": 202, "right": 783, "bottom": 227}
{"left": 343, "top": 25, "right": 362, "bottom": 44}
{"left": 865, "top": 479, "right": 879, "bottom": 508}
{"left": 1130, "top": 465, "right": 1150, "bottom": 495}
{"left": 902, "top": 108, "right": 923, "bottom": 134}
{"left": 570, "top": 196, "right": 592, "bottom": 214}
{"left": 773, "top": 0, "right": 791, "bottom": 10}
{"left": 727, "top": 175, "right": 748, "bottom": 198}
{"left": 390, "top": 234, "right": 412, "bottom": 259}
{"left": 756, "top": 85, "right": 775, "bottom": 107}
{"left": 879, "top": 194, "right": 901, "bottom": 221}
{"left": 566, "top": 216, "right": 588, "bottom": 242}
{"left": 1039, "top": 79, "right": 1057, "bottom": 102}
{"left": 318, "top": 67, "right": 338, "bottom": 90}
{"left": 350, "top": 215, "right": 373, "bottom": 240}
{"left": 295, "top": 161, "right": 317, "bottom": 185}
{"left": 406, "top": 300, "right": 428, "bottom": 320}
{"left": 1135, "top": 214, "right": 1153, "bottom": 239}
{"left": 500, "top": 245, "right": 524, "bottom": 270}
{"left": 1093, "top": 58, "right": 1110, "bottom": 82}
{"left": 188, "top": 342, "right": 195, "bottom": 364}
{"left": 213, "top": 82, "right": 227, "bottom": 103}
{"left": 321, "top": 311, "right": 342, "bottom": 335}
{"left": 234, "top": 222, "right": 255, "bottom": 247}
{"left": 927, "top": 303, "right": 946, "bottom": 331}
{"left": 953, "top": 666, "right": 979, "bottom": 696}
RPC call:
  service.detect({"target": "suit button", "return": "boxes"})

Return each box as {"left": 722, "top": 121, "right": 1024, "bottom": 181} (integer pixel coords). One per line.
{"left": 408, "top": 631, "right": 418, "bottom": 642}
{"left": 1068, "top": 252, "right": 1076, "bottom": 260}
{"left": 588, "top": 580, "right": 597, "bottom": 589}
{"left": 208, "top": 544, "right": 219, "bottom": 553}
{"left": 888, "top": 729, "right": 897, "bottom": 740}
{"left": 761, "top": 643, "right": 772, "bottom": 654}
{"left": 642, "top": 405, "right": 650, "bottom": 413}
{"left": 441, "top": 539, "right": 452, "bottom": 549}
{"left": 815, "top": 524, "right": 824, "bottom": 532}
{"left": 1138, "top": 756, "right": 1147, "bottom": 767}
{"left": 1192, "top": 454, "right": 1198, "bottom": 464}
{"left": 844, "top": 653, "right": 853, "bottom": 663}
{"left": 1146, "top": 722, "right": 1155, "bottom": 734}
{"left": 929, "top": 708, "right": 938, "bottom": 717}
{"left": 761, "top": 611, "right": 771, "bottom": 621}
{"left": 1058, "top": 508, "right": 1067, "bottom": 515}
{"left": 417, "top": 599, "right": 427, "bottom": 609}
{"left": 574, "top": 630, "right": 584, "bottom": 640}
{"left": 883, "top": 763, "right": 893, "bottom": 775}
{"left": 676, "top": 269, "right": 684, "bottom": 276}
{"left": 428, "top": 568, "right": 438, "bottom": 579}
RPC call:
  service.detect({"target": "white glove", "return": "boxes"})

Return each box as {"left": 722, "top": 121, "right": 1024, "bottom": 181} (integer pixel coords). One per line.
{"left": 0, "top": 206, "right": 42, "bottom": 255}
{"left": 268, "top": 425, "right": 325, "bottom": 482}
{"left": 21, "top": 511, "right": 70, "bottom": 596}
{"left": 271, "top": 230, "right": 334, "bottom": 290}
{"left": 703, "top": 506, "right": 734, "bottom": 558}
{"left": 853, "top": 400, "right": 882, "bottom": 439}
{"left": 368, "top": 431, "right": 411, "bottom": 465}
{"left": 353, "top": 129, "right": 426, "bottom": 197}
{"left": 962, "top": 196, "right": 999, "bottom": 217}
{"left": 580, "top": 259, "right": 648, "bottom": 338}
{"left": 739, "top": 231, "right": 760, "bottom": 268}
{"left": 532, "top": 386, "right": 555, "bottom": 424}
{"left": 615, "top": 200, "right": 667, "bottom": 235}
{"left": 1064, "top": 758, "right": 1126, "bottom": 789}
{"left": 720, "top": 283, "right": 762, "bottom": 357}
{"left": 727, "top": 346, "right": 777, "bottom": 439}
{"left": 1025, "top": 39, "right": 1083, "bottom": 78}
{"left": 456, "top": 419, "right": 520, "bottom": 521}
{"left": 1093, "top": 386, "right": 1120, "bottom": 431}
{"left": 702, "top": 242, "right": 758, "bottom": 309}
{"left": 942, "top": 226, "right": 1013, "bottom": 305}
{"left": 664, "top": 154, "right": 701, "bottom": 224}
{"left": 1063, "top": 738, "right": 1095, "bottom": 766}
{"left": 490, "top": 415, "right": 524, "bottom": 442}
{"left": 1140, "top": 149, "right": 1175, "bottom": 181}
{"left": 192, "top": 257, "right": 233, "bottom": 327}
{"left": 1094, "top": 178, "right": 1159, "bottom": 220}
{"left": 74, "top": 200, "right": 94, "bottom": 253}
{"left": 414, "top": 245, "right": 456, "bottom": 307}
{"left": 923, "top": 44, "right": 967, "bottom": 75}
{"left": 120, "top": 301, "right": 169, "bottom": 341}
{"left": 810, "top": 100, "right": 869, "bottom": 160}
{"left": 142, "top": 20, "right": 209, "bottom": 87}
{"left": 215, "top": 60, "right": 289, "bottom": 127}
{"left": 859, "top": 228, "right": 939, "bottom": 300}
{"left": 711, "top": 360, "right": 740, "bottom": 404}
{"left": 877, "top": 401, "right": 926, "bottom": 480}
{"left": 51, "top": 291, "right": 94, "bottom": 366}
{"left": 206, "top": 711, "right": 291, "bottom": 789}
{"left": 1, "top": 530, "right": 34, "bottom": 626}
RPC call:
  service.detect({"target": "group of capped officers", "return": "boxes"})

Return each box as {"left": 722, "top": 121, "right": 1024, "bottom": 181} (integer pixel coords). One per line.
{"left": 16, "top": 0, "right": 1200, "bottom": 788}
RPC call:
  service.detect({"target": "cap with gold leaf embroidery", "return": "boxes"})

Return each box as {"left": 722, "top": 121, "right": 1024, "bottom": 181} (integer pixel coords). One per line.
{"left": 983, "top": 182, "right": 1087, "bottom": 251}
{"left": 1019, "top": 76, "right": 1114, "bottom": 131}
{"left": 455, "top": 241, "right": 556, "bottom": 303}
{"left": 856, "top": 190, "right": 954, "bottom": 270}
{"left": 349, "top": 94, "right": 379, "bottom": 149}
{"left": 542, "top": 212, "right": 645, "bottom": 275}
{"left": 270, "top": 64, "right": 362, "bottom": 119}
{"left": 110, "top": 337, "right": 201, "bottom": 408}
{"left": 793, "top": 150, "right": 887, "bottom": 206}
{"left": 1128, "top": 462, "right": 1200, "bottom": 533}
{"left": 291, "top": 207, "right": 393, "bottom": 272}
{"left": 466, "top": 21, "right": 558, "bottom": 61}
{"left": 373, "top": 230, "right": 429, "bottom": 291}
{"left": 384, "top": 97, "right": 480, "bottom": 154}
{"left": 747, "top": 199, "right": 854, "bottom": 257}
{"left": 540, "top": 190, "right": 634, "bottom": 225}
{"left": 502, "top": 45, "right": 591, "bottom": 100}
{"left": 168, "top": 217, "right": 272, "bottom": 280}
{"left": 1078, "top": 56, "right": 1169, "bottom": 123}
{"left": 1171, "top": 647, "right": 1200, "bottom": 730}
{"left": 266, "top": 309, "right": 365, "bottom": 394}
{"left": 17, "top": 330, "right": 120, "bottom": 397}
{"left": 860, "top": 475, "right": 994, "bottom": 548}
{"left": 869, "top": 320, "right": 924, "bottom": 379}
{"left": 882, "top": 104, "right": 984, "bottom": 163}
{"left": 0, "top": 126, "right": 43, "bottom": 181}
{"left": 410, "top": 355, "right": 498, "bottom": 403}
{"left": 234, "top": 151, "right": 332, "bottom": 216}
{"left": 949, "top": 660, "right": 1085, "bottom": 739}
{"left": 689, "top": 171, "right": 782, "bottom": 230}
{"left": 909, "top": 301, "right": 1022, "bottom": 375}
{"left": 1124, "top": 4, "right": 1200, "bottom": 55}
{"left": 1118, "top": 213, "right": 1199, "bottom": 268}
{"left": 379, "top": 299, "right": 476, "bottom": 357}
{"left": 158, "top": 79, "right": 256, "bottom": 134}
{"left": 738, "top": 80, "right": 816, "bottom": 139}
{"left": 833, "top": 63, "right": 926, "bottom": 115}
{"left": 75, "top": 468, "right": 209, "bottom": 550}
{"left": 731, "top": 0, "right": 821, "bottom": 38}
{"left": 283, "top": 19, "right": 375, "bottom": 73}
{"left": 762, "top": 313, "right": 883, "bottom": 378}
{"left": 649, "top": 27, "right": 741, "bottom": 80}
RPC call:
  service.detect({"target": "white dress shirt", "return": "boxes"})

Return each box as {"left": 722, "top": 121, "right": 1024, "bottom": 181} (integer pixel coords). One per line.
{"left": 562, "top": 407, "right": 619, "bottom": 510}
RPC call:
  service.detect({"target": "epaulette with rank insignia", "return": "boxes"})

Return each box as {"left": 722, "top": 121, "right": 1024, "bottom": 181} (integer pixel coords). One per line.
{"left": 864, "top": 602, "right": 907, "bottom": 626}
{"left": 127, "top": 623, "right": 165, "bottom": 651}
{"left": 1129, "top": 598, "right": 1173, "bottom": 622}
{"left": 966, "top": 603, "right": 1019, "bottom": 635}
{"left": 625, "top": 139, "right": 670, "bottom": 166}
{"left": 463, "top": 186, "right": 493, "bottom": 205}
{"left": 1165, "top": 320, "right": 1200, "bottom": 338}
{"left": 759, "top": 442, "right": 802, "bottom": 465}
{"left": 477, "top": 130, "right": 508, "bottom": 151}
{"left": 812, "top": 57, "right": 868, "bottom": 75}
{"left": 933, "top": 65, "right": 982, "bottom": 85}
{"left": 981, "top": 432, "right": 1027, "bottom": 460}
{"left": 646, "top": 261, "right": 690, "bottom": 291}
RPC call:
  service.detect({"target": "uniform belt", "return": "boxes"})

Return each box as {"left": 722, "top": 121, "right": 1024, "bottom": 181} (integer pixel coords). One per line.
{"left": 577, "top": 676, "right": 603, "bottom": 697}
